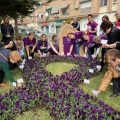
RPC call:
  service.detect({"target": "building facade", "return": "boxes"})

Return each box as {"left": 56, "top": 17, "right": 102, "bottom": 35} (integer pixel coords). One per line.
{"left": 22, "top": 0, "right": 120, "bottom": 34}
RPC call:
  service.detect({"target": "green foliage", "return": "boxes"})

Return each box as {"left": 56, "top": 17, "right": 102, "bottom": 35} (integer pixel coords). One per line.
{"left": 0, "top": 0, "right": 38, "bottom": 18}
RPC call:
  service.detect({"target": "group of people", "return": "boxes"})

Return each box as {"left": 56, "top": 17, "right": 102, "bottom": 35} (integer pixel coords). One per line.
{"left": 0, "top": 12, "right": 120, "bottom": 97}
{"left": 68, "top": 13, "right": 120, "bottom": 97}
{"left": 0, "top": 15, "right": 61, "bottom": 87}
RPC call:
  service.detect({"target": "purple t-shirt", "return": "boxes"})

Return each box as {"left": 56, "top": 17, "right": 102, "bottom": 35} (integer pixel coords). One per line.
{"left": 23, "top": 37, "right": 36, "bottom": 47}
{"left": 100, "top": 32, "right": 108, "bottom": 40}
{"left": 83, "top": 35, "right": 95, "bottom": 48}
{"left": 83, "top": 35, "right": 101, "bottom": 48}
{"left": 74, "top": 31, "right": 84, "bottom": 42}
{"left": 49, "top": 43, "right": 59, "bottom": 55}
{"left": 63, "top": 37, "right": 76, "bottom": 55}
{"left": 37, "top": 40, "right": 48, "bottom": 50}
{"left": 87, "top": 21, "right": 98, "bottom": 35}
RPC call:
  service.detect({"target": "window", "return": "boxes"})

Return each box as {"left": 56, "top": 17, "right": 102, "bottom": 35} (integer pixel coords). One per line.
{"left": 62, "top": 7, "right": 69, "bottom": 15}
{"left": 113, "top": 0, "right": 117, "bottom": 3}
{"left": 100, "top": 0, "right": 107, "bottom": 7}
{"left": 61, "top": 5, "right": 70, "bottom": 15}
{"left": 36, "top": 2, "right": 42, "bottom": 7}
{"left": 80, "top": 1, "right": 91, "bottom": 13}
{"left": 46, "top": 9, "right": 52, "bottom": 15}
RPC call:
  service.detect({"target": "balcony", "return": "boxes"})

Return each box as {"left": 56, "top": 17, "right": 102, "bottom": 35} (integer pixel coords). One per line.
{"left": 80, "top": 0, "right": 91, "bottom": 13}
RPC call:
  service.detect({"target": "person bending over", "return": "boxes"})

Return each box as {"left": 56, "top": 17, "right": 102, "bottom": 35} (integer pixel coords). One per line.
{"left": 82, "top": 35, "right": 102, "bottom": 59}
{"left": 23, "top": 32, "right": 37, "bottom": 59}
{"left": 0, "top": 48, "right": 22, "bottom": 87}
{"left": 93, "top": 49, "right": 120, "bottom": 97}
{"left": 48, "top": 34, "right": 60, "bottom": 55}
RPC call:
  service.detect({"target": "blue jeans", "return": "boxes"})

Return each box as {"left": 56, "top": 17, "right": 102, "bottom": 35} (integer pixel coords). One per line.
{"left": 75, "top": 42, "right": 81, "bottom": 55}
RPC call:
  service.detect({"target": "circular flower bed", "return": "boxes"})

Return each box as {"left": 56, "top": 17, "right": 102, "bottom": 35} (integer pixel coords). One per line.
{"left": 0, "top": 56, "right": 120, "bottom": 120}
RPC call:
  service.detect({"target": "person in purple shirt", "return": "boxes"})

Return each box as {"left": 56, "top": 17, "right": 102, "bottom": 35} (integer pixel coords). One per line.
{"left": 37, "top": 34, "right": 48, "bottom": 57}
{"left": 87, "top": 14, "right": 98, "bottom": 36}
{"left": 83, "top": 35, "right": 102, "bottom": 58}
{"left": 49, "top": 34, "right": 60, "bottom": 55}
{"left": 23, "top": 32, "right": 37, "bottom": 59}
{"left": 67, "top": 31, "right": 84, "bottom": 56}
{"left": 63, "top": 36, "right": 75, "bottom": 56}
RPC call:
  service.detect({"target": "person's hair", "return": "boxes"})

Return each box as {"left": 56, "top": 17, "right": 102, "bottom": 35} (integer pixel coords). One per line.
{"left": 7, "top": 40, "right": 17, "bottom": 51}
{"left": 93, "top": 36, "right": 101, "bottom": 43}
{"left": 52, "top": 34, "right": 57, "bottom": 42}
{"left": 73, "top": 17, "right": 78, "bottom": 21}
{"left": 41, "top": 34, "right": 46, "bottom": 37}
{"left": 3, "top": 15, "right": 10, "bottom": 21}
{"left": 9, "top": 51, "right": 22, "bottom": 62}
{"left": 41, "top": 34, "right": 47, "bottom": 41}
{"left": 104, "top": 49, "right": 120, "bottom": 63}
{"left": 88, "top": 14, "right": 93, "bottom": 18}
{"left": 115, "top": 12, "right": 120, "bottom": 17}
{"left": 100, "top": 21, "right": 113, "bottom": 32}
{"left": 29, "top": 32, "right": 34, "bottom": 36}
{"left": 102, "top": 15, "right": 109, "bottom": 21}
{"left": 16, "top": 35, "right": 22, "bottom": 41}
{"left": 67, "top": 33, "right": 74, "bottom": 38}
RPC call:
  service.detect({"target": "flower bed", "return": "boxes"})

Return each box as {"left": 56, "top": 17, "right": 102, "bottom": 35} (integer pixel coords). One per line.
{"left": 0, "top": 56, "right": 120, "bottom": 120}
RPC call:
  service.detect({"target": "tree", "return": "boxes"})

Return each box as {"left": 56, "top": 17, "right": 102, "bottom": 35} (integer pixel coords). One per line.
{"left": 0, "top": 0, "right": 38, "bottom": 35}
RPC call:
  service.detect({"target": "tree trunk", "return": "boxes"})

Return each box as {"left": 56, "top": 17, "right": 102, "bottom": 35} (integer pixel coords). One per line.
{"left": 14, "top": 18, "right": 19, "bottom": 36}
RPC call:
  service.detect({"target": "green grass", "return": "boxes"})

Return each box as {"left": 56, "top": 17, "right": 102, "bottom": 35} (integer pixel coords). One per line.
{"left": 0, "top": 62, "right": 120, "bottom": 120}
{"left": 16, "top": 108, "right": 54, "bottom": 120}
{"left": 81, "top": 67, "right": 120, "bottom": 111}
{"left": 46, "top": 62, "right": 77, "bottom": 75}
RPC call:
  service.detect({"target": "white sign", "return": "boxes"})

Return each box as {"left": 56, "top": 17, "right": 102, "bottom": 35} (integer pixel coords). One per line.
{"left": 84, "top": 79, "right": 90, "bottom": 84}
{"left": 12, "top": 82, "right": 17, "bottom": 87}
{"left": 92, "top": 90, "right": 99, "bottom": 96}
{"left": 89, "top": 69, "right": 94, "bottom": 73}
{"left": 19, "top": 65, "right": 24, "bottom": 69}
{"left": 101, "top": 39, "right": 108, "bottom": 45}
{"left": 43, "top": 53, "right": 46, "bottom": 57}
{"left": 96, "top": 65, "right": 101, "bottom": 71}
{"left": 17, "top": 78, "right": 24, "bottom": 84}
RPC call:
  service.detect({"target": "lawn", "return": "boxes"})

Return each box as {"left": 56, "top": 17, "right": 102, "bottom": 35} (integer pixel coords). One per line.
{"left": 0, "top": 62, "right": 120, "bottom": 120}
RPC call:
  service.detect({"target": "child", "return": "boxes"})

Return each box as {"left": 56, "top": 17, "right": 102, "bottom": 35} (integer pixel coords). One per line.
{"left": 67, "top": 31, "right": 84, "bottom": 56}
{"left": 23, "top": 32, "right": 37, "bottom": 59}
{"left": 15, "top": 35, "right": 24, "bottom": 58}
{"left": 37, "top": 34, "right": 48, "bottom": 57}
{"left": 93, "top": 49, "right": 120, "bottom": 97}
{"left": 57, "top": 23, "right": 78, "bottom": 55}
{"left": 48, "top": 34, "right": 60, "bottom": 55}
{"left": 82, "top": 35, "right": 101, "bottom": 59}
{"left": 0, "top": 48, "right": 22, "bottom": 87}
{"left": 4, "top": 40, "right": 17, "bottom": 51}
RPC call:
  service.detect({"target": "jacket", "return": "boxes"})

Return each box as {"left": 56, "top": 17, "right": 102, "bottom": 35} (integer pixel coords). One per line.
{"left": 99, "top": 64, "right": 120, "bottom": 92}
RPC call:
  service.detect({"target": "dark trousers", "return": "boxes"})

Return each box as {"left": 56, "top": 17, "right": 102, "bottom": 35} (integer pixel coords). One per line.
{"left": 0, "top": 63, "right": 17, "bottom": 84}
{"left": 112, "top": 78, "right": 120, "bottom": 95}
{"left": 75, "top": 42, "right": 81, "bottom": 55}
{"left": 100, "top": 48, "right": 107, "bottom": 69}
{"left": 1, "top": 37, "right": 13, "bottom": 45}
{"left": 0, "top": 70, "right": 4, "bottom": 84}
{"left": 26, "top": 47, "right": 34, "bottom": 59}
{"left": 87, "top": 46, "right": 95, "bottom": 58}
